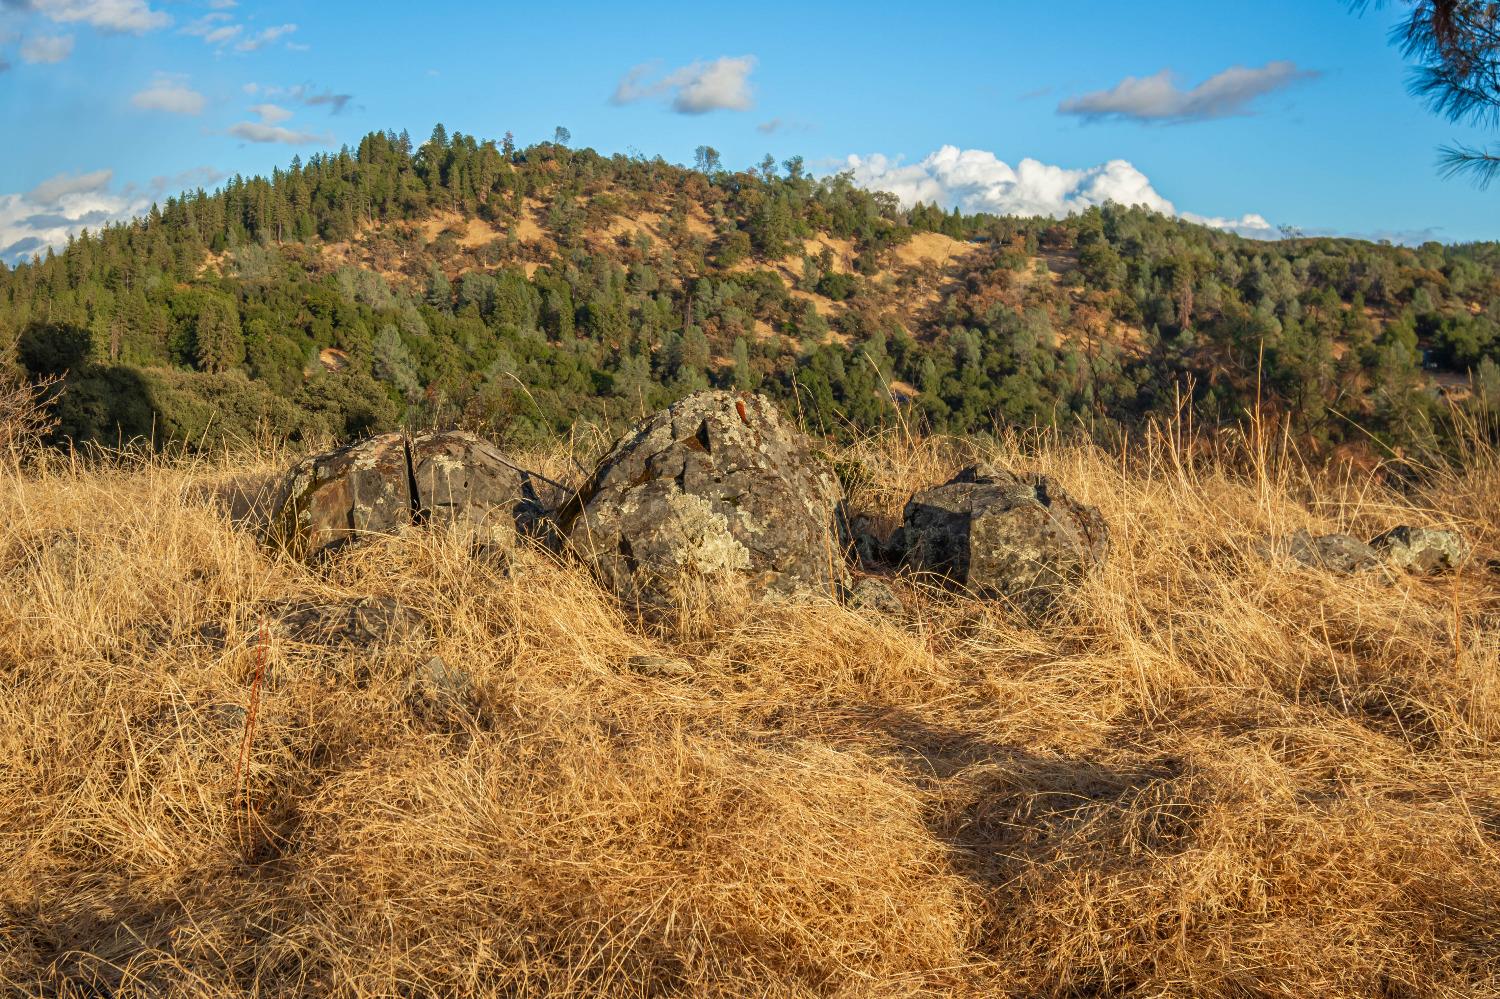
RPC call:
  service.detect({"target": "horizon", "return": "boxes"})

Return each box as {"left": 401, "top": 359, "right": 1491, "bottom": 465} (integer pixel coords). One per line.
{"left": 2, "top": 0, "right": 1497, "bottom": 265}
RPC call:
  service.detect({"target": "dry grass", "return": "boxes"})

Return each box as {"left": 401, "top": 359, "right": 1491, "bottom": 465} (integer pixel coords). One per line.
{"left": 2, "top": 421, "right": 1499, "bottom": 997}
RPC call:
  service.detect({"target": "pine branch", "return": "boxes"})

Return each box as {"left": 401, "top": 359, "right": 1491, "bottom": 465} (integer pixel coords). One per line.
{"left": 1437, "top": 142, "right": 1500, "bottom": 186}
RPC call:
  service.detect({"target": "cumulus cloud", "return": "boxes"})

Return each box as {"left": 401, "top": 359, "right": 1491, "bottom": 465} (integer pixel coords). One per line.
{"left": 1058, "top": 61, "right": 1318, "bottom": 124}
{"left": 227, "top": 121, "right": 329, "bottom": 144}
{"left": 131, "top": 75, "right": 206, "bottom": 114}
{"left": 3, "top": 0, "right": 168, "bottom": 34}
{"left": 612, "top": 55, "right": 755, "bottom": 114}
{"left": 2, "top": 168, "right": 134, "bottom": 263}
{"left": 843, "top": 145, "right": 1276, "bottom": 239}
{"left": 20, "top": 32, "right": 72, "bottom": 62}
{"left": 1, "top": 165, "right": 225, "bottom": 264}
{"left": 1179, "top": 211, "right": 1276, "bottom": 240}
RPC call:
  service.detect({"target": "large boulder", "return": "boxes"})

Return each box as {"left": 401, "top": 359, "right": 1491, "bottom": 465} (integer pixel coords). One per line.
{"left": 269, "top": 430, "right": 549, "bottom": 558}
{"left": 896, "top": 463, "right": 1108, "bottom": 614}
{"left": 558, "top": 390, "right": 848, "bottom": 614}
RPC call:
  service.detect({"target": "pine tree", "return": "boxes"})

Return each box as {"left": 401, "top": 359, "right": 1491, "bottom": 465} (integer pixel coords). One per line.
{"left": 373, "top": 325, "right": 420, "bottom": 400}
{"left": 192, "top": 296, "right": 244, "bottom": 374}
{"left": 732, "top": 336, "right": 754, "bottom": 389}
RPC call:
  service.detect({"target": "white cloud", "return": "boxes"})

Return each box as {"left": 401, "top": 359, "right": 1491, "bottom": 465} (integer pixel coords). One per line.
{"left": 2, "top": 168, "right": 139, "bottom": 263}
{"left": 227, "top": 121, "right": 329, "bottom": 144}
{"left": 181, "top": 11, "right": 237, "bottom": 44}
{"left": 1, "top": 165, "right": 225, "bottom": 264}
{"left": 247, "top": 102, "right": 291, "bottom": 124}
{"left": 1058, "top": 61, "right": 1318, "bottom": 124}
{"left": 612, "top": 55, "right": 755, "bottom": 114}
{"left": 21, "top": 32, "right": 72, "bottom": 62}
{"left": 27, "top": 168, "right": 112, "bottom": 203}
{"left": 234, "top": 22, "right": 294, "bottom": 51}
{"left": 14, "top": 0, "right": 168, "bottom": 34}
{"left": 131, "top": 75, "right": 206, "bottom": 114}
{"left": 181, "top": 11, "right": 229, "bottom": 32}
{"left": 1180, "top": 211, "right": 1277, "bottom": 239}
{"left": 843, "top": 145, "right": 1277, "bottom": 239}
{"left": 183, "top": 14, "right": 293, "bottom": 51}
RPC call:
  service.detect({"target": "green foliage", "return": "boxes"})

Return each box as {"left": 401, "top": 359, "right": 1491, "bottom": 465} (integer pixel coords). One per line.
{"left": 816, "top": 271, "right": 859, "bottom": 302}
{"left": 0, "top": 129, "right": 1495, "bottom": 460}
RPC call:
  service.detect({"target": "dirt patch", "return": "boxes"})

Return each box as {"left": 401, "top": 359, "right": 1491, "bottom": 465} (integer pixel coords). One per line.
{"left": 420, "top": 212, "right": 506, "bottom": 250}
{"left": 892, "top": 231, "right": 974, "bottom": 270}
{"left": 317, "top": 347, "right": 350, "bottom": 373}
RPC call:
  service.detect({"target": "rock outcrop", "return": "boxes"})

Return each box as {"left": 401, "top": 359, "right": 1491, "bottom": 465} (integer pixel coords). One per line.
{"left": 558, "top": 390, "right": 848, "bottom": 615}
{"left": 895, "top": 462, "right": 1108, "bottom": 614}
{"left": 269, "top": 430, "right": 550, "bottom": 558}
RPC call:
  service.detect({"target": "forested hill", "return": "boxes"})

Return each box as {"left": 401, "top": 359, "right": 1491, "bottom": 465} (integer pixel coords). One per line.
{"left": 2, "top": 126, "right": 1498, "bottom": 456}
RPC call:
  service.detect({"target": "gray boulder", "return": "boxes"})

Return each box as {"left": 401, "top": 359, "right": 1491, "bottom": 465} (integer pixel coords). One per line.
{"left": 1371, "top": 526, "right": 1468, "bottom": 575}
{"left": 1279, "top": 529, "right": 1384, "bottom": 573}
{"left": 896, "top": 463, "right": 1108, "bottom": 614}
{"left": 269, "top": 430, "right": 550, "bottom": 558}
{"left": 558, "top": 390, "right": 848, "bottom": 614}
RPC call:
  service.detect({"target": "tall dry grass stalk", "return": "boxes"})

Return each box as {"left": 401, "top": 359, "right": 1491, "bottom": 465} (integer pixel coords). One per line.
{"left": 1, "top": 422, "right": 1497, "bottom": 997}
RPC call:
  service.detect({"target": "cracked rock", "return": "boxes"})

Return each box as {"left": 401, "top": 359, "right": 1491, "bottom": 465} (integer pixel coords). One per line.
{"left": 267, "top": 430, "right": 551, "bottom": 558}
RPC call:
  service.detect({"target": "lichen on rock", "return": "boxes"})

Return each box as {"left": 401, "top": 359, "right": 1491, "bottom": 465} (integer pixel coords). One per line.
{"left": 267, "top": 430, "right": 550, "bottom": 559}
{"left": 895, "top": 462, "right": 1108, "bottom": 615}
{"left": 559, "top": 390, "right": 849, "bottom": 615}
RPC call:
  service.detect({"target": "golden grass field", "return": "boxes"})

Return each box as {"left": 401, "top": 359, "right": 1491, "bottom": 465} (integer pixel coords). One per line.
{"left": 2, "top": 405, "right": 1498, "bottom": 996}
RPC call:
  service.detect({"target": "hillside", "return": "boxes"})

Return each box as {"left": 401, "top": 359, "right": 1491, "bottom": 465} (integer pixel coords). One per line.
{"left": 1, "top": 127, "right": 1498, "bottom": 462}
{"left": 2, "top": 408, "right": 1498, "bottom": 996}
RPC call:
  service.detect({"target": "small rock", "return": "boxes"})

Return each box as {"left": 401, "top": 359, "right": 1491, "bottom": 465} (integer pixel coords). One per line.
{"left": 410, "top": 655, "right": 473, "bottom": 712}
{"left": 849, "top": 577, "right": 905, "bottom": 618}
{"left": 206, "top": 702, "right": 248, "bottom": 732}
{"left": 1277, "top": 529, "right": 1384, "bottom": 573}
{"left": 269, "top": 595, "right": 428, "bottom": 649}
{"left": 844, "top": 513, "right": 894, "bottom": 568}
{"left": 896, "top": 462, "right": 1108, "bottom": 615}
{"left": 625, "top": 655, "right": 696, "bottom": 679}
{"left": 1370, "top": 526, "right": 1468, "bottom": 575}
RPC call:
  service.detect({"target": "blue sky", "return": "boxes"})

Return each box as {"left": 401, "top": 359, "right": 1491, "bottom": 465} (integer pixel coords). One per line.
{"left": 1, "top": 0, "right": 1496, "bottom": 263}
